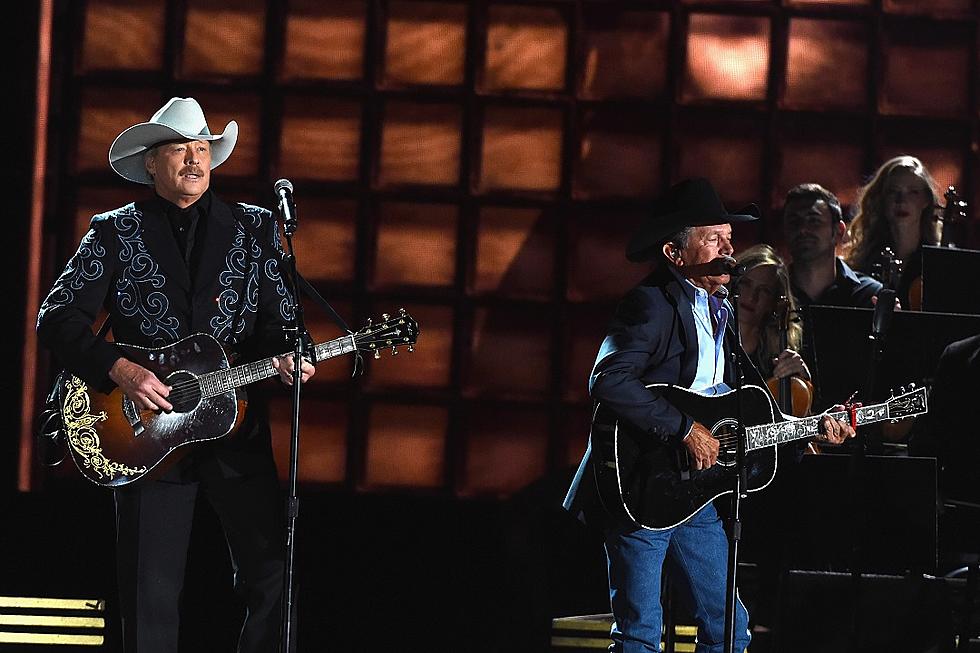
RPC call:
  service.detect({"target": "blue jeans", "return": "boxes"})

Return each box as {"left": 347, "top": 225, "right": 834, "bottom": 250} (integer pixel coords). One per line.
{"left": 605, "top": 504, "right": 751, "bottom": 653}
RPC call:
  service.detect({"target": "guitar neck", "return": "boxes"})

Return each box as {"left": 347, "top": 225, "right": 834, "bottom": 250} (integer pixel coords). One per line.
{"left": 197, "top": 335, "right": 357, "bottom": 399}
{"left": 745, "top": 401, "right": 891, "bottom": 451}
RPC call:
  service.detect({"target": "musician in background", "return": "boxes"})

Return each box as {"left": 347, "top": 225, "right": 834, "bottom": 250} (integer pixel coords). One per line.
{"left": 563, "top": 179, "right": 854, "bottom": 653}
{"left": 729, "top": 244, "right": 809, "bottom": 385}
{"left": 783, "top": 183, "right": 882, "bottom": 309}
{"left": 845, "top": 155, "right": 941, "bottom": 308}
{"left": 36, "top": 97, "right": 314, "bottom": 652}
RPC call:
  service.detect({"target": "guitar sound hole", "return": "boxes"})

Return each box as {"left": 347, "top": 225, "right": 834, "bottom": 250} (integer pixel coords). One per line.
{"left": 165, "top": 371, "right": 202, "bottom": 413}
{"left": 712, "top": 418, "right": 740, "bottom": 467}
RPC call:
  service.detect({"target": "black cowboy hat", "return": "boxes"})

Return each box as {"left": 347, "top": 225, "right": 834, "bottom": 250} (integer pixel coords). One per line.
{"left": 626, "top": 178, "right": 759, "bottom": 262}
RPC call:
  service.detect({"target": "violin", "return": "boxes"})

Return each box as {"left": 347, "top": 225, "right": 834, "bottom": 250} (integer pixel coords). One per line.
{"left": 939, "top": 185, "right": 967, "bottom": 248}
{"left": 764, "top": 295, "right": 813, "bottom": 419}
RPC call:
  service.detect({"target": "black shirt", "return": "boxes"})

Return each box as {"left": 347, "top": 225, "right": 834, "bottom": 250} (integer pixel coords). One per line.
{"left": 155, "top": 190, "right": 212, "bottom": 279}
{"left": 792, "top": 257, "right": 882, "bottom": 309}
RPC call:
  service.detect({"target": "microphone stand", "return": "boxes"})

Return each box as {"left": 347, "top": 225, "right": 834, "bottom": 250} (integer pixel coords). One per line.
{"left": 278, "top": 200, "right": 310, "bottom": 653}
{"left": 723, "top": 282, "right": 749, "bottom": 653}
{"left": 845, "top": 287, "right": 897, "bottom": 651}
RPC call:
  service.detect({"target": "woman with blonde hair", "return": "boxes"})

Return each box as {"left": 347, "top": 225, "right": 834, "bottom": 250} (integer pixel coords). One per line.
{"left": 730, "top": 244, "right": 810, "bottom": 386}
{"left": 845, "top": 155, "right": 941, "bottom": 304}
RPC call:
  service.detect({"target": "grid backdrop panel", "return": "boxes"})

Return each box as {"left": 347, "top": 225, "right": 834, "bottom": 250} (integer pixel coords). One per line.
{"left": 39, "top": 0, "right": 980, "bottom": 495}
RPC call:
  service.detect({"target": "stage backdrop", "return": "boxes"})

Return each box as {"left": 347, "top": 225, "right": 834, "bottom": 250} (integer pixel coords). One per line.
{"left": 21, "top": 0, "right": 980, "bottom": 494}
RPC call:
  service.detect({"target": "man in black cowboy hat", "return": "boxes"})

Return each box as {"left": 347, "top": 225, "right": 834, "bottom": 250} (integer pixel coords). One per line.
{"left": 563, "top": 178, "right": 854, "bottom": 653}
{"left": 37, "top": 97, "right": 314, "bottom": 652}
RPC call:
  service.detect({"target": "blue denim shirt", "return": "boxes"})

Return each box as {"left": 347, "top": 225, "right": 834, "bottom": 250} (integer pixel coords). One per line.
{"left": 669, "top": 266, "right": 731, "bottom": 396}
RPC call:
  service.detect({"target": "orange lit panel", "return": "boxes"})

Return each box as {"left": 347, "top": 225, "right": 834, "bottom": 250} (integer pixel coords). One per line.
{"left": 190, "top": 92, "right": 260, "bottom": 178}
{"left": 683, "top": 14, "right": 770, "bottom": 103}
{"left": 566, "top": 211, "right": 647, "bottom": 302}
{"left": 784, "top": 19, "right": 868, "bottom": 110}
{"left": 384, "top": 2, "right": 466, "bottom": 86}
{"left": 270, "top": 397, "right": 347, "bottom": 484}
{"left": 579, "top": 10, "right": 669, "bottom": 100}
{"left": 74, "top": 187, "right": 141, "bottom": 244}
{"left": 883, "top": 0, "right": 972, "bottom": 16}
{"left": 484, "top": 5, "right": 567, "bottom": 91}
{"left": 304, "top": 300, "right": 355, "bottom": 385}
{"left": 574, "top": 109, "right": 662, "bottom": 199}
{"left": 77, "top": 88, "right": 161, "bottom": 173}
{"left": 775, "top": 122, "right": 866, "bottom": 208}
{"left": 674, "top": 115, "right": 765, "bottom": 208}
{"left": 466, "top": 307, "right": 551, "bottom": 396}
{"left": 473, "top": 206, "right": 555, "bottom": 299}
{"left": 564, "top": 306, "right": 610, "bottom": 402}
{"left": 364, "top": 403, "right": 447, "bottom": 488}
{"left": 374, "top": 202, "right": 457, "bottom": 287}
{"left": 81, "top": 0, "right": 164, "bottom": 71}
{"left": 480, "top": 106, "right": 563, "bottom": 192}
{"left": 458, "top": 407, "right": 548, "bottom": 496}
{"left": 290, "top": 198, "right": 356, "bottom": 283}
{"left": 181, "top": 0, "right": 265, "bottom": 77}
{"left": 366, "top": 304, "right": 452, "bottom": 388}
{"left": 283, "top": 0, "right": 365, "bottom": 80}
{"left": 881, "top": 24, "right": 970, "bottom": 118}
{"left": 379, "top": 102, "right": 461, "bottom": 186}
{"left": 280, "top": 97, "right": 362, "bottom": 181}
{"left": 786, "top": 0, "right": 870, "bottom": 5}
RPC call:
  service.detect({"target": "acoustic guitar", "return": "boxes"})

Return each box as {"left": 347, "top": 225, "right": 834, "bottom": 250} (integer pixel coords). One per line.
{"left": 59, "top": 309, "right": 418, "bottom": 487}
{"left": 590, "top": 383, "right": 927, "bottom": 530}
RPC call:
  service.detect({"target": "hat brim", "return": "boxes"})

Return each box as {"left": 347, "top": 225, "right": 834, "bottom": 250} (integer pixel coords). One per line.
{"left": 108, "top": 120, "right": 239, "bottom": 185}
{"left": 626, "top": 204, "right": 760, "bottom": 263}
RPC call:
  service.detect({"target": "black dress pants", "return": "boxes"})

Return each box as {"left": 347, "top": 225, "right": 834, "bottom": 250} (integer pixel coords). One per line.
{"left": 113, "top": 463, "right": 284, "bottom": 653}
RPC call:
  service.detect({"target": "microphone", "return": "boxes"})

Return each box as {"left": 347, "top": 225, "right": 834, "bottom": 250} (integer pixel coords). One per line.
{"left": 274, "top": 179, "right": 297, "bottom": 228}
{"left": 715, "top": 256, "right": 747, "bottom": 277}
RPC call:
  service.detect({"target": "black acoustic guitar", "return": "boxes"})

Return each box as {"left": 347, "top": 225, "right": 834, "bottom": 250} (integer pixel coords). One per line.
{"left": 59, "top": 309, "right": 419, "bottom": 487}
{"left": 590, "top": 383, "right": 927, "bottom": 530}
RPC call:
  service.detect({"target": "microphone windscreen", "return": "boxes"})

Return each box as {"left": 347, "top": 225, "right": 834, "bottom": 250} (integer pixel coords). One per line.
{"left": 274, "top": 178, "right": 293, "bottom": 194}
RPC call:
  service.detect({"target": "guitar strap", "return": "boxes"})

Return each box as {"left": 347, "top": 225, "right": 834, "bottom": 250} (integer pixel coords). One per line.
{"left": 230, "top": 204, "right": 353, "bottom": 335}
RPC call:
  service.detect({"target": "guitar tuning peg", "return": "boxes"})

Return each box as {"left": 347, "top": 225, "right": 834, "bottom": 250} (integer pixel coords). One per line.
{"left": 390, "top": 347, "right": 398, "bottom": 356}
{"left": 366, "top": 318, "right": 373, "bottom": 326}
{"left": 398, "top": 307, "right": 406, "bottom": 316}
{"left": 909, "top": 382, "right": 916, "bottom": 389}
{"left": 407, "top": 345, "right": 414, "bottom": 353}
{"left": 888, "top": 387, "right": 894, "bottom": 397}
{"left": 373, "top": 350, "right": 381, "bottom": 360}
{"left": 898, "top": 385, "right": 906, "bottom": 395}
{"left": 382, "top": 313, "right": 390, "bottom": 321}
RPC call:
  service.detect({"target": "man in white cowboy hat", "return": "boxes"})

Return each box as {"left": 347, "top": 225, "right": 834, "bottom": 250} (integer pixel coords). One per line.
{"left": 37, "top": 97, "right": 314, "bottom": 652}
{"left": 562, "top": 178, "right": 854, "bottom": 653}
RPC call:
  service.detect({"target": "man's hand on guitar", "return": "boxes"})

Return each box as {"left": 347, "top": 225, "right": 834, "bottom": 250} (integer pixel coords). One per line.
{"left": 683, "top": 422, "right": 719, "bottom": 470}
{"left": 109, "top": 358, "right": 173, "bottom": 412}
{"left": 816, "top": 404, "right": 856, "bottom": 444}
{"left": 272, "top": 354, "right": 316, "bottom": 386}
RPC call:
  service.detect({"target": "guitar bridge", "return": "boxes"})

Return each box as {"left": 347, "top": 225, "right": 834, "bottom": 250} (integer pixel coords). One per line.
{"left": 121, "top": 396, "right": 145, "bottom": 437}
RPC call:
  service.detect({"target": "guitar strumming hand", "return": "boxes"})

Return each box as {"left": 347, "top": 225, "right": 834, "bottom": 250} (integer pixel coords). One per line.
{"left": 683, "top": 422, "right": 719, "bottom": 470}
{"left": 109, "top": 358, "right": 174, "bottom": 412}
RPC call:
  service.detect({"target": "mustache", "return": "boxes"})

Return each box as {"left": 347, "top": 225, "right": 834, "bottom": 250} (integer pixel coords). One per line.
{"left": 180, "top": 166, "right": 206, "bottom": 176}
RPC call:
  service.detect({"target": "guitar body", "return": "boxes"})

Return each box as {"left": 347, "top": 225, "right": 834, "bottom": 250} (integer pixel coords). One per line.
{"left": 591, "top": 384, "right": 780, "bottom": 530}
{"left": 59, "top": 333, "right": 245, "bottom": 487}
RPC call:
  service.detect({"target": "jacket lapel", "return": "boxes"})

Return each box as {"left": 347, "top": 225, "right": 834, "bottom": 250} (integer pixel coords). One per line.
{"left": 136, "top": 199, "right": 191, "bottom": 292}
{"left": 662, "top": 271, "right": 698, "bottom": 388}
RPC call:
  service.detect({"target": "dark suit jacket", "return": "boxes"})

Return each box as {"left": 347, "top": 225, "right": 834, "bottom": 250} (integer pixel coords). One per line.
{"left": 37, "top": 194, "right": 294, "bottom": 479}
{"left": 563, "top": 264, "right": 765, "bottom": 519}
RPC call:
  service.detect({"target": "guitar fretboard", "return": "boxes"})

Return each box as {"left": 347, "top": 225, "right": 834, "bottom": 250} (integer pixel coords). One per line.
{"left": 744, "top": 391, "right": 925, "bottom": 451}
{"left": 197, "top": 335, "right": 357, "bottom": 399}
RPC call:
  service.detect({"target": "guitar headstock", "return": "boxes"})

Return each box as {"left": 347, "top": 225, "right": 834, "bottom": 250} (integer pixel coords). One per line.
{"left": 885, "top": 384, "right": 927, "bottom": 421}
{"left": 354, "top": 308, "right": 419, "bottom": 359}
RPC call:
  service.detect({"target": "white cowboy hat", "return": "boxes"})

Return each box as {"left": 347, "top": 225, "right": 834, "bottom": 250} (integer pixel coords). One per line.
{"left": 108, "top": 97, "right": 238, "bottom": 185}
